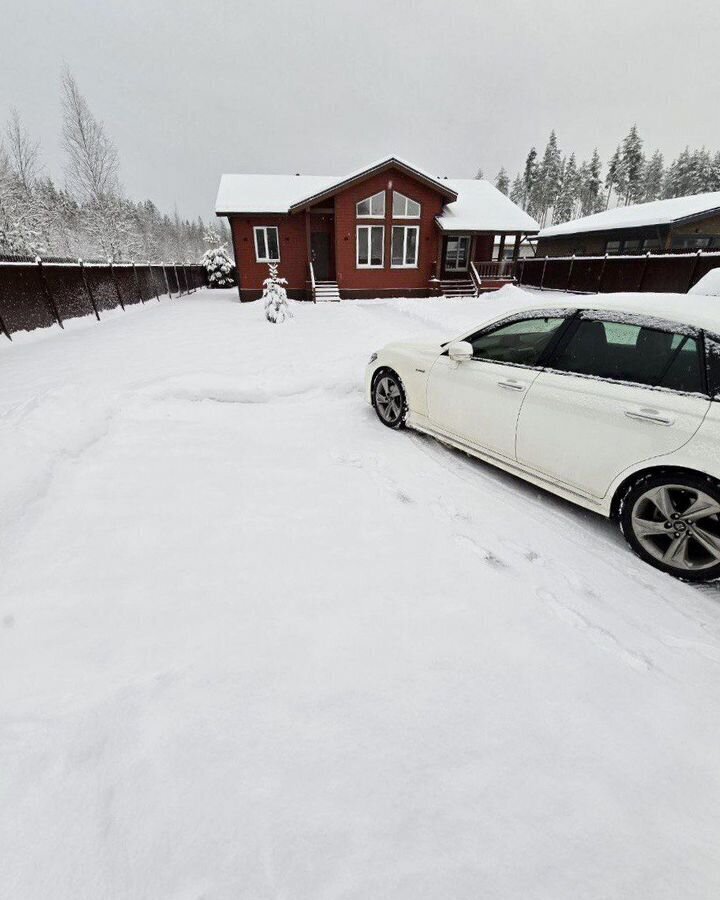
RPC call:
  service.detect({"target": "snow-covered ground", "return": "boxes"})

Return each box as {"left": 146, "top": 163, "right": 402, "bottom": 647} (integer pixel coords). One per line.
{"left": 2, "top": 287, "right": 720, "bottom": 899}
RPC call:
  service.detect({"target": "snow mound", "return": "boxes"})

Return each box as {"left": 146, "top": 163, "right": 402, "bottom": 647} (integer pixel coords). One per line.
{"left": 689, "top": 267, "right": 720, "bottom": 297}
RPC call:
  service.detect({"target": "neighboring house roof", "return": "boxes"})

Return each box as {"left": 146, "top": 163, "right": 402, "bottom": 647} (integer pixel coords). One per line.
{"left": 437, "top": 179, "right": 540, "bottom": 233}
{"left": 539, "top": 191, "right": 720, "bottom": 239}
{"left": 215, "top": 156, "right": 539, "bottom": 233}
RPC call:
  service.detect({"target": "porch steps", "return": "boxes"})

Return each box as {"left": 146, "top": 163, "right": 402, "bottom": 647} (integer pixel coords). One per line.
{"left": 440, "top": 279, "right": 478, "bottom": 298}
{"left": 314, "top": 280, "right": 341, "bottom": 302}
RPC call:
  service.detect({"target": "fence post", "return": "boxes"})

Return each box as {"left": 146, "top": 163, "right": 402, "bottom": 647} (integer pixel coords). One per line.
{"left": 519, "top": 258, "right": 526, "bottom": 285}
{"left": 566, "top": 254, "right": 575, "bottom": 292}
{"left": 0, "top": 277, "right": 11, "bottom": 341}
{"left": 687, "top": 250, "right": 703, "bottom": 291}
{"left": 162, "top": 262, "right": 172, "bottom": 298}
{"left": 598, "top": 253, "right": 609, "bottom": 292}
{"left": 173, "top": 262, "right": 181, "bottom": 296}
{"left": 149, "top": 261, "right": 160, "bottom": 301}
{"left": 184, "top": 264, "right": 191, "bottom": 294}
{"left": 109, "top": 259, "right": 125, "bottom": 310}
{"left": 36, "top": 257, "right": 63, "bottom": 328}
{"left": 79, "top": 258, "right": 100, "bottom": 320}
{"left": 132, "top": 261, "right": 145, "bottom": 303}
{"left": 539, "top": 256, "right": 548, "bottom": 291}
{"left": 637, "top": 251, "right": 651, "bottom": 292}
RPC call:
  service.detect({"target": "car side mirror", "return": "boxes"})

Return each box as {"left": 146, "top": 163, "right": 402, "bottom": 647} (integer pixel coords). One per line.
{"left": 447, "top": 341, "right": 474, "bottom": 362}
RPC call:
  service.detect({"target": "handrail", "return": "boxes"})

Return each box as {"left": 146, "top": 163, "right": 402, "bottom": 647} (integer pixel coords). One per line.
{"left": 473, "top": 260, "right": 517, "bottom": 279}
{"left": 309, "top": 261, "right": 316, "bottom": 303}
{"left": 469, "top": 261, "right": 481, "bottom": 296}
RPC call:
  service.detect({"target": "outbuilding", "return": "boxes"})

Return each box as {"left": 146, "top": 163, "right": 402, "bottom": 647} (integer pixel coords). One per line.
{"left": 536, "top": 192, "right": 720, "bottom": 258}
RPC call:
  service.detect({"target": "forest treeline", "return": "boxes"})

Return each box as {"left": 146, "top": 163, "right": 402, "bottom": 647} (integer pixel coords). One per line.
{"left": 0, "top": 69, "right": 228, "bottom": 261}
{"left": 487, "top": 126, "right": 720, "bottom": 227}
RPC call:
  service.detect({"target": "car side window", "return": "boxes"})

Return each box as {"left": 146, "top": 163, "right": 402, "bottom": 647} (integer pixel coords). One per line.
{"left": 706, "top": 335, "right": 720, "bottom": 398}
{"left": 550, "top": 319, "right": 704, "bottom": 393}
{"left": 468, "top": 317, "right": 566, "bottom": 367}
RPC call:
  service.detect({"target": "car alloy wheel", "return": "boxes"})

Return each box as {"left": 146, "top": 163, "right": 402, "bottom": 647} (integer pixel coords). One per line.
{"left": 373, "top": 373, "right": 406, "bottom": 429}
{"left": 628, "top": 482, "right": 720, "bottom": 576}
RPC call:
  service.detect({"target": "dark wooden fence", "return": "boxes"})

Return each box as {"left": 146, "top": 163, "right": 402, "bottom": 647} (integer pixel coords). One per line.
{"left": 516, "top": 250, "right": 720, "bottom": 295}
{"left": 0, "top": 258, "right": 206, "bottom": 340}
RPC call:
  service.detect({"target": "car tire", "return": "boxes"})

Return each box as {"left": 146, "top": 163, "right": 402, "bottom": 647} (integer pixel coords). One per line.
{"left": 619, "top": 471, "right": 720, "bottom": 582}
{"left": 372, "top": 370, "right": 407, "bottom": 430}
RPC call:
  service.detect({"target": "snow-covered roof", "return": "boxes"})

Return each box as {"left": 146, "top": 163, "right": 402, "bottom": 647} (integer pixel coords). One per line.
{"left": 215, "top": 158, "right": 537, "bottom": 233}
{"left": 437, "top": 179, "right": 540, "bottom": 233}
{"left": 540, "top": 191, "right": 720, "bottom": 239}
{"left": 215, "top": 174, "right": 339, "bottom": 215}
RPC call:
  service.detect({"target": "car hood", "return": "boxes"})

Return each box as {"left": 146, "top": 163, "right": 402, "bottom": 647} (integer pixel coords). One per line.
{"left": 382, "top": 340, "right": 444, "bottom": 354}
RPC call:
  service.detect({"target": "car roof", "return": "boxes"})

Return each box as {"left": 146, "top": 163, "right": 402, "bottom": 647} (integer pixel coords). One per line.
{"left": 504, "top": 291, "right": 720, "bottom": 334}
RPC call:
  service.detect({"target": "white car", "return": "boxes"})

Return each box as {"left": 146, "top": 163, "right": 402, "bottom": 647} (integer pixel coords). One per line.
{"left": 366, "top": 294, "right": 720, "bottom": 581}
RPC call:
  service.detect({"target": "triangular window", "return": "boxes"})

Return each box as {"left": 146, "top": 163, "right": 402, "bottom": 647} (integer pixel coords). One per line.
{"left": 356, "top": 191, "right": 385, "bottom": 217}
{"left": 392, "top": 192, "right": 421, "bottom": 218}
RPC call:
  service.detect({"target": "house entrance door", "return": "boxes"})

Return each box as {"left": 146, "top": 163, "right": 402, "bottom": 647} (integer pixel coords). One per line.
{"left": 311, "top": 233, "right": 331, "bottom": 280}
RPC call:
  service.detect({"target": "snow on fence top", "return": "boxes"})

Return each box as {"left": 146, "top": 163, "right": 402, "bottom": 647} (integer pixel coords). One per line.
{"left": 540, "top": 191, "right": 720, "bottom": 238}
{"left": 215, "top": 156, "right": 539, "bottom": 233}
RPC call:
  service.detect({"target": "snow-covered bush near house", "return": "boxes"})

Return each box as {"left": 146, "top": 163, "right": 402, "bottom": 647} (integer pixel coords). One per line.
{"left": 2, "top": 285, "right": 720, "bottom": 899}
{"left": 689, "top": 266, "right": 720, "bottom": 297}
{"left": 263, "top": 261, "right": 292, "bottom": 323}
{"left": 201, "top": 243, "right": 235, "bottom": 287}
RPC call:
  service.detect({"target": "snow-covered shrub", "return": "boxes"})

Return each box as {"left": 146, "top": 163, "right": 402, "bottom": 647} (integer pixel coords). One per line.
{"left": 202, "top": 244, "right": 235, "bottom": 288}
{"left": 263, "top": 263, "right": 293, "bottom": 324}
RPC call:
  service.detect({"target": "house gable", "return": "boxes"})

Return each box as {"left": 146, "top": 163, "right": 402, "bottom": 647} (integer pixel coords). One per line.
{"left": 288, "top": 156, "right": 457, "bottom": 213}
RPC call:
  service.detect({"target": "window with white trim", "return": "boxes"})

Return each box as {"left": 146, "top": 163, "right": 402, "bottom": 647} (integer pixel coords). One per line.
{"left": 254, "top": 226, "right": 280, "bottom": 262}
{"left": 391, "top": 225, "right": 419, "bottom": 267}
{"left": 357, "top": 225, "right": 384, "bottom": 267}
{"left": 392, "top": 192, "right": 421, "bottom": 218}
{"left": 356, "top": 191, "right": 385, "bottom": 218}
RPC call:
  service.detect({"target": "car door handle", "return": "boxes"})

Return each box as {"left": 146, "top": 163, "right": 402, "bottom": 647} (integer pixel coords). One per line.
{"left": 497, "top": 380, "right": 526, "bottom": 392}
{"left": 624, "top": 409, "right": 674, "bottom": 426}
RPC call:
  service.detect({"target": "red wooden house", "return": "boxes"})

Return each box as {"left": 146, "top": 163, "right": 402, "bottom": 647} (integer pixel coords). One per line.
{"left": 215, "top": 155, "right": 539, "bottom": 301}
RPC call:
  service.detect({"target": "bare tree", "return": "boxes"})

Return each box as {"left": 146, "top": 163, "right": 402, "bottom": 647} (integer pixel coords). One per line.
{"left": 61, "top": 67, "right": 119, "bottom": 203}
{"left": 5, "top": 108, "right": 40, "bottom": 191}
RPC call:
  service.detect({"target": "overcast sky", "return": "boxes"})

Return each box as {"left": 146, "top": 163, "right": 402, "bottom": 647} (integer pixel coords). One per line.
{"left": 2, "top": 0, "right": 719, "bottom": 222}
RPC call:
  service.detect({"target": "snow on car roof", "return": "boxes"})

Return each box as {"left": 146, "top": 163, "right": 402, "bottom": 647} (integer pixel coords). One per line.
{"left": 497, "top": 287, "right": 720, "bottom": 334}
{"left": 539, "top": 191, "right": 720, "bottom": 238}
{"left": 437, "top": 179, "right": 540, "bottom": 233}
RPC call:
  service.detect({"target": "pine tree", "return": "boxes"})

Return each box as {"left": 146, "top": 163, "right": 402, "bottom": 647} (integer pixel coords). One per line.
{"left": 263, "top": 263, "right": 292, "bottom": 323}
{"left": 509, "top": 174, "right": 524, "bottom": 206}
{"left": 553, "top": 154, "right": 580, "bottom": 223}
{"left": 533, "top": 131, "right": 563, "bottom": 225}
{"left": 605, "top": 145, "right": 622, "bottom": 208}
{"left": 475, "top": 167, "right": 484, "bottom": 180}
{"left": 641, "top": 150, "right": 664, "bottom": 201}
{"left": 578, "top": 149, "right": 603, "bottom": 216}
{"left": 494, "top": 167, "right": 510, "bottom": 195}
{"left": 619, "top": 125, "right": 645, "bottom": 205}
{"left": 521, "top": 147, "right": 538, "bottom": 210}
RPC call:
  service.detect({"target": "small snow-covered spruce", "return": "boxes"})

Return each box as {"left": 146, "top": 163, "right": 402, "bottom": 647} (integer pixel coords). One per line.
{"left": 201, "top": 242, "right": 235, "bottom": 288}
{"left": 263, "top": 263, "right": 293, "bottom": 324}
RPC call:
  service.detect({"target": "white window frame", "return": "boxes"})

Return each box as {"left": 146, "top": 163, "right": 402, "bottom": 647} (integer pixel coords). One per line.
{"left": 445, "top": 235, "right": 471, "bottom": 271}
{"left": 254, "top": 225, "right": 280, "bottom": 263}
{"left": 391, "top": 225, "right": 419, "bottom": 268}
{"left": 392, "top": 191, "right": 421, "bottom": 218}
{"left": 356, "top": 191, "right": 386, "bottom": 219}
{"left": 356, "top": 225, "right": 385, "bottom": 268}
